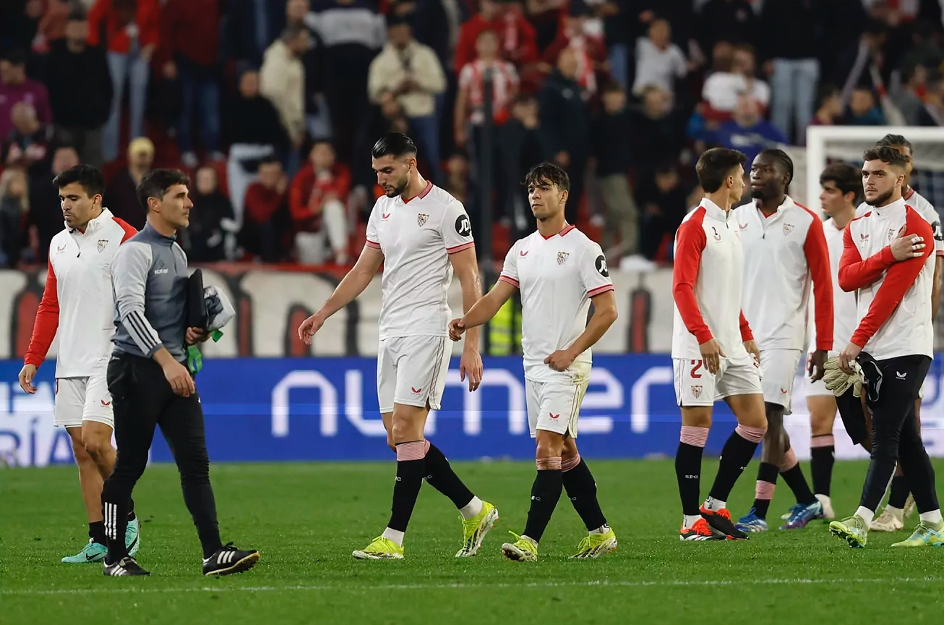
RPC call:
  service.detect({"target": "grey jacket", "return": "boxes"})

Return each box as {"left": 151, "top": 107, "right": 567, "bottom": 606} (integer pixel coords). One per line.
{"left": 111, "top": 224, "right": 188, "bottom": 362}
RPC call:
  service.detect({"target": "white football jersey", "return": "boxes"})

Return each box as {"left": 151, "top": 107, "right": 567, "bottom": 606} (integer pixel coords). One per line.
{"left": 366, "top": 182, "right": 475, "bottom": 339}
{"left": 499, "top": 225, "right": 614, "bottom": 382}
{"left": 856, "top": 187, "right": 943, "bottom": 256}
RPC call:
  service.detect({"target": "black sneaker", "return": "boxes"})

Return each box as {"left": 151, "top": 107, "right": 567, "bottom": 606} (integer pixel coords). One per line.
{"left": 700, "top": 506, "right": 748, "bottom": 540}
{"left": 103, "top": 556, "right": 151, "bottom": 576}
{"left": 202, "top": 543, "right": 260, "bottom": 577}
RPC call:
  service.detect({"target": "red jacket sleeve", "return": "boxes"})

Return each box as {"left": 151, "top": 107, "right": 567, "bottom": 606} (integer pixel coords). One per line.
{"left": 86, "top": 0, "right": 106, "bottom": 47}
{"left": 113, "top": 217, "right": 137, "bottom": 242}
{"left": 156, "top": 0, "right": 181, "bottom": 66}
{"left": 850, "top": 216, "right": 934, "bottom": 347}
{"left": 838, "top": 222, "right": 896, "bottom": 292}
{"left": 672, "top": 219, "right": 713, "bottom": 344}
{"left": 803, "top": 215, "right": 834, "bottom": 351}
{"left": 455, "top": 21, "right": 477, "bottom": 73}
{"left": 24, "top": 259, "right": 60, "bottom": 369}
{"left": 288, "top": 168, "right": 311, "bottom": 223}
{"left": 739, "top": 310, "right": 753, "bottom": 341}
{"left": 138, "top": 0, "right": 161, "bottom": 49}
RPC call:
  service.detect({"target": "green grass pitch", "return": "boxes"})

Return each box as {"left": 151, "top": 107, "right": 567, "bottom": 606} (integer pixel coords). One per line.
{"left": 1, "top": 459, "right": 942, "bottom": 625}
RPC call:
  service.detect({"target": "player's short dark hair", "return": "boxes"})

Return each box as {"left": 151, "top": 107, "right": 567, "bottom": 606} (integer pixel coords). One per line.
{"left": 523, "top": 162, "right": 570, "bottom": 191}
{"left": 758, "top": 148, "right": 794, "bottom": 185}
{"left": 863, "top": 146, "right": 908, "bottom": 170}
{"left": 695, "top": 148, "right": 747, "bottom": 193}
{"left": 137, "top": 169, "right": 191, "bottom": 210}
{"left": 876, "top": 134, "right": 913, "bottom": 154}
{"left": 820, "top": 163, "right": 861, "bottom": 200}
{"left": 53, "top": 164, "right": 104, "bottom": 197}
{"left": 371, "top": 132, "right": 417, "bottom": 159}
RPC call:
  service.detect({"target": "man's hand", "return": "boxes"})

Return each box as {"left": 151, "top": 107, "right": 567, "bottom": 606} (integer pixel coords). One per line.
{"left": 18, "top": 364, "right": 37, "bottom": 394}
{"left": 298, "top": 312, "right": 326, "bottom": 345}
{"left": 448, "top": 318, "right": 466, "bottom": 341}
{"left": 163, "top": 360, "right": 195, "bottom": 397}
{"left": 889, "top": 227, "right": 926, "bottom": 261}
{"left": 808, "top": 349, "right": 828, "bottom": 381}
{"left": 743, "top": 339, "right": 760, "bottom": 367}
{"left": 545, "top": 349, "right": 576, "bottom": 372}
{"left": 838, "top": 342, "right": 863, "bottom": 375}
{"left": 699, "top": 338, "right": 725, "bottom": 375}
{"left": 185, "top": 327, "right": 211, "bottom": 345}
{"left": 459, "top": 347, "right": 482, "bottom": 391}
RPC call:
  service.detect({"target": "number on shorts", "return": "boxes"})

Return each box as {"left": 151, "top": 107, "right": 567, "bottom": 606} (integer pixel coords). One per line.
{"left": 690, "top": 360, "right": 703, "bottom": 379}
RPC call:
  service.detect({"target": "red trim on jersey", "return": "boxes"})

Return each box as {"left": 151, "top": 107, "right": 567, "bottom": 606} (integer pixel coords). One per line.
{"left": 672, "top": 208, "right": 713, "bottom": 344}
{"left": 540, "top": 223, "right": 575, "bottom": 240}
{"left": 903, "top": 187, "right": 915, "bottom": 201}
{"left": 24, "top": 258, "right": 60, "bottom": 369}
{"left": 849, "top": 210, "right": 934, "bottom": 347}
{"left": 838, "top": 217, "right": 896, "bottom": 292}
{"left": 113, "top": 216, "right": 137, "bottom": 242}
{"left": 498, "top": 275, "right": 520, "bottom": 288}
{"left": 800, "top": 204, "right": 834, "bottom": 351}
{"left": 447, "top": 241, "right": 475, "bottom": 254}
{"left": 403, "top": 181, "right": 434, "bottom": 204}
{"left": 365, "top": 239, "right": 381, "bottom": 249}
{"left": 763, "top": 210, "right": 776, "bottom": 219}
{"left": 739, "top": 311, "right": 754, "bottom": 341}
{"left": 588, "top": 284, "right": 614, "bottom": 297}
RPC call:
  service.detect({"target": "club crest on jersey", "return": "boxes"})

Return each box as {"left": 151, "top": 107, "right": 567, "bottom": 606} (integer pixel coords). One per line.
{"left": 557, "top": 251, "right": 570, "bottom": 265}
{"left": 711, "top": 226, "right": 721, "bottom": 241}
{"left": 417, "top": 213, "right": 429, "bottom": 227}
{"left": 887, "top": 228, "right": 896, "bottom": 242}
{"left": 782, "top": 223, "right": 794, "bottom": 236}
{"left": 97, "top": 239, "right": 108, "bottom": 253}
{"left": 691, "top": 385, "right": 702, "bottom": 398}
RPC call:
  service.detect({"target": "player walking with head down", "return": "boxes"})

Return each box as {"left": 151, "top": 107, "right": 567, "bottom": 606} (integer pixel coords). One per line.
{"left": 298, "top": 133, "right": 498, "bottom": 560}
{"left": 672, "top": 148, "right": 767, "bottom": 541}
{"left": 449, "top": 162, "right": 619, "bottom": 561}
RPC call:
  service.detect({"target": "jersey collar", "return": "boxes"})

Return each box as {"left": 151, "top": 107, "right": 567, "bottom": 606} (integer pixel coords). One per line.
{"left": 66, "top": 207, "right": 114, "bottom": 234}
{"left": 871, "top": 197, "right": 907, "bottom": 215}
{"left": 401, "top": 180, "right": 434, "bottom": 205}
{"left": 699, "top": 197, "right": 730, "bottom": 222}
{"left": 539, "top": 223, "right": 576, "bottom": 240}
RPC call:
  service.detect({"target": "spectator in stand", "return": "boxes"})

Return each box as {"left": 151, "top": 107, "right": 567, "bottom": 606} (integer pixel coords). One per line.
{"left": 260, "top": 24, "right": 311, "bottom": 178}
{"left": 635, "top": 162, "right": 687, "bottom": 261}
{"left": 87, "top": 0, "right": 160, "bottom": 163}
{"left": 695, "top": 0, "right": 756, "bottom": 58}
{"left": 523, "top": 0, "right": 568, "bottom": 53}
{"left": 0, "top": 168, "right": 29, "bottom": 267}
{"left": 759, "top": 0, "right": 822, "bottom": 143}
{"left": 892, "top": 64, "right": 929, "bottom": 126}
{"left": 240, "top": 156, "right": 289, "bottom": 263}
{"left": 454, "top": 0, "right": 538, "bottom": 73}
{"left": 288, "top": 141, "right": 350, "bottom": 265}
{"left": 188, "top": 166, "right": 236, "bottom": 263}
{"left": 444, "top": 152, "right": 470, "bottom": 207}
{"left": 810, "top": 84, "right": 843, "bottom": 127}
{"left": 502, "top": 95, "right": 546, "bottom": 236}
{"left": 391, "top": 0, "right": 459, "bottom": 73}
{"left": 224, "top": 0, "right": 284, "bottom": 68}
{"left": 701, "top": 44, "right": 770, "bottom": 115}
{"left": 0, "top": 49, "right": 52, "bottom": 141}
{"left": 918, "top": 71, "right": 943, "bottom": 127}
{"left": 12, "top": 0, "right": 71, "bottom": 62}
{"left": 844, "top": 86, "right": 885, "bottom": 126}
{"left": 44, "top": 9, "right": 112, "bottom": 168}
{"left": 104, "top": 136, "right": 153, "bottom": 228}
{"left": 2, "top": 102, "right": 59, "bottom": 180}
{"left": 835, "top": 19, "right": 887, "bottom": 102}
{"left": 367, "top": 16, "right": 446, "bottom": 182}
{"left": 710, "top": 93, "right": 786, "bottom": 165}
{"left": 159, "top": 0, "right": 224, "bottom": 168}
{"left": 631, "top": 18, "right": 688, "bottom": 98}
{"left": 598, "top": 0, "right": 632, "bottom": 89}
{"left": 283, "top": 0, "right": 329, "bottom": 143}
{"left": 542, "top": 11, "right": 608, "bottom": 101}
{"left": 26, "top": 145, "right": 79, "bottom": 263}
{"left": 591, "top": 83, "right": 638, "bottom": 263}
{"left": 629, "top": 85, "right": 682, "bottom": 181}
{"left": 538, "top": 47, "right": 589, "bottom": 224}
{"left": 226, "top": 69, "right": 288, "bottom": 226}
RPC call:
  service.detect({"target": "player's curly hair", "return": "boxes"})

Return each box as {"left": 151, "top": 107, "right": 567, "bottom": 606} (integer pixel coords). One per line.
{"left": 523, "top": 162, "right": 570, "bottom": 191}
{"left": 863, "top": 145, "right": 908, "bottom": 169}
{"left": 876, "top": 134, "right": 912, "bottom": 154}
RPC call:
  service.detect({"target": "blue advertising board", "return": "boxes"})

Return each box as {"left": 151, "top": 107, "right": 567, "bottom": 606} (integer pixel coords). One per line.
{"left": 1, "top": 355, "right": 941, "bottom": 467}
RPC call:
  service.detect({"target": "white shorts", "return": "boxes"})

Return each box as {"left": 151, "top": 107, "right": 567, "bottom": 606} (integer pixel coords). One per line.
{"left": 377, "top": 335, "right": 451, "bottom": 413}
{"left": 525, "top": 364, "right": 590, "bottom": 439}
{"left": 759, "top": 349, "right": 803, "bottom": 414}
{"left": 673, "top": 355, "right": 762, "bottom": 407}
{"left": 54, "top": 375, "right": 114, "bottom": 429}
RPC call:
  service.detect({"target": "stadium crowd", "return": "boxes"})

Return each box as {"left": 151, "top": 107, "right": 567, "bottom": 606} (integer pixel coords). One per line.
{"left": 0, "top": 0, "right": 942, "bottom": 269}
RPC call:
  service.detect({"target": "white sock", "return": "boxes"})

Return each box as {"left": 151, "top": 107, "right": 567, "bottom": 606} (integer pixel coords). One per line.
{"left": 919, "top": 510, "right": 943, "bottom": 526}
{"left": 885, "top": 505, "right": 904, "bottom": 521}
{"left": 683, "top": 514, "right": 702, "bottom": 529}
{"left": 815, "top": 494, "right": 831, "bottom": 505}
{"left": 459, "top": 496, "right": 483, "bottom": 520}
{"left": 590, "top": 524, "right": 609, "bottom": 535}
{"left": 855, "top": 506, "right": 874, "bottom": 525}
{"left": 703, "top": 497, "right": 726, "bottom": 511}
{"left": 381, "top": 527, "right": 405, "bottom": 547}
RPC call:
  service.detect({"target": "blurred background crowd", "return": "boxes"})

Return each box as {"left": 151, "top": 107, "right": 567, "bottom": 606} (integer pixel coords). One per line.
{"left": 0, "top": 0, "right": 942, "bottom": 272}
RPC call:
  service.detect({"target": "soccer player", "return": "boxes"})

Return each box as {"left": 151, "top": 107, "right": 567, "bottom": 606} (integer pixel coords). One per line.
{"left": 18, "top": 165, "right": 141, "bottom": 563}
{"left": 732, "top": 149, "right": 833, "bottom": 532}
{"left": 448, "top": 162, "right": 619, "bottom": 561}
{"left": 857, "top": 134, "right": 943, "bottom": 532}
{"left": 297, "top": 133, "right": 498, "bottom": 560}
{"left": 829, "top": 146, "right": 943, "bottom": 548}
{"left": 672, "top": 148, "right": 767, "bottom": 541}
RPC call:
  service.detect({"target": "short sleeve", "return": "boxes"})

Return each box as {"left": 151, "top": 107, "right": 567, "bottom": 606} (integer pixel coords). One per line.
{"left": 365, "top": 201, "right": 381, "bottom": 250}
{"left": 580, "top": 241, "right": 614, "bottom": 297}
{"left": 442, "top": 199, "right": 475, "bottom": 254}
{"left": 499, "top": 242, "right": 520, "bottom": 288}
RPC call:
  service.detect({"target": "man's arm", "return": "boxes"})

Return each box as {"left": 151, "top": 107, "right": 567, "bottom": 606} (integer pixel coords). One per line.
{"left": 564, "top": 290, "right": 618, "bottom": 358}
{"left": 459, "top": 279, "right": 518, "bottom": 330}
{"left": 448, "top": 246, "right": 483, "bottom": 351}
{"left": 804, "top": 215, "right": 834, "bottom": 351}
{"left": 24, "top": 258, "right": 60, "bottom": 369}
{"left": 838, "top": 224, "right": 896, "bottom": 292}
{"left": 932, "top": 256, "right": 942, "bottom": 322}
{"left": 314, "top": 244, "right": 385, "bottom": 320}
{"left": 672, "top": 219, "right": 712, "bottom": 343}
{"left": 112, "top": 242, "right": 164, "bottom": 358}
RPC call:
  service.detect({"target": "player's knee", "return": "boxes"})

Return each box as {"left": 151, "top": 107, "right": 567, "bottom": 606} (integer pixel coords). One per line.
{"left": 70, "top": 435, "right": 93, "bottom": 464}
{"left": 535, "top": 432, "right": 565, "bottom": 459}
{"left": 561, "top": 437, "right": 579, "bottom": 461}
{"left": 83, "top": 436, "right": 113, "bottom": 461}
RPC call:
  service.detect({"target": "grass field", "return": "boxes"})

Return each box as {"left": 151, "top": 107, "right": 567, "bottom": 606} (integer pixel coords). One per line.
{"left": 1, "top": 459, "right": 942, "bottom": 625}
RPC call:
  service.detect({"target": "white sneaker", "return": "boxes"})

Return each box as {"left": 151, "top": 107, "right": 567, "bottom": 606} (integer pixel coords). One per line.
{"left": 870, "top": 507, "right": 904, "bottom": 532}
{"left": 903, "top": 493, "right": 916, "bottom": 519}
{"left": 815, "top": 494, "right": 835, "bottom": 521}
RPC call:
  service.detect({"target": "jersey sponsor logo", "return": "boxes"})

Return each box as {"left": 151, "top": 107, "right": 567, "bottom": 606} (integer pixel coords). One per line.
{"left": 154, "top": 268, "right": 168, "bottom": 275}
{"left": 519, "top": 250, "right": 529, "bottom": 257}
{"left": 97, "top": 239, "right": 108, "bottom": 253}
{"left": 411, "top": 386, "right": 423, "bottom": 394}
{"left": 780, "top": 388, "right": 788, "bottom": 394}
{"left": 382, "top": 211, "right": 391, "bottom": 220}
{"left": 710, "top": 226, "right": 721, "bottom": 241}
{"left": 417, "top": 213, "right": 429, "bottom": 227}
{"left": 595, "top": 255, "right": 609, "bottom": 277}
{"left": 783, "top": 224, "right": 794, "bottom": 236}
{"left": 549, "top": 412, "right": 560, "bottom": 420}
{"left": 896, "top": 371, "right": 907, "bottom": 380}
{"left": 738, "top": 221, "right": 748, "bottom": 230}
{"left": 56, "top": 244, "right": 66, "bottom": 254}
{"left": 455, "top": 214, "right": 472, "bottom": 237}
{"left": 691, "top": 385, "right": 702, "bottom": 398}
{"left": 557, "top": 251, "right": 569, "bottom": 265}
{"left": 101, "top": 399, "right": 111, "bottom": 406}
